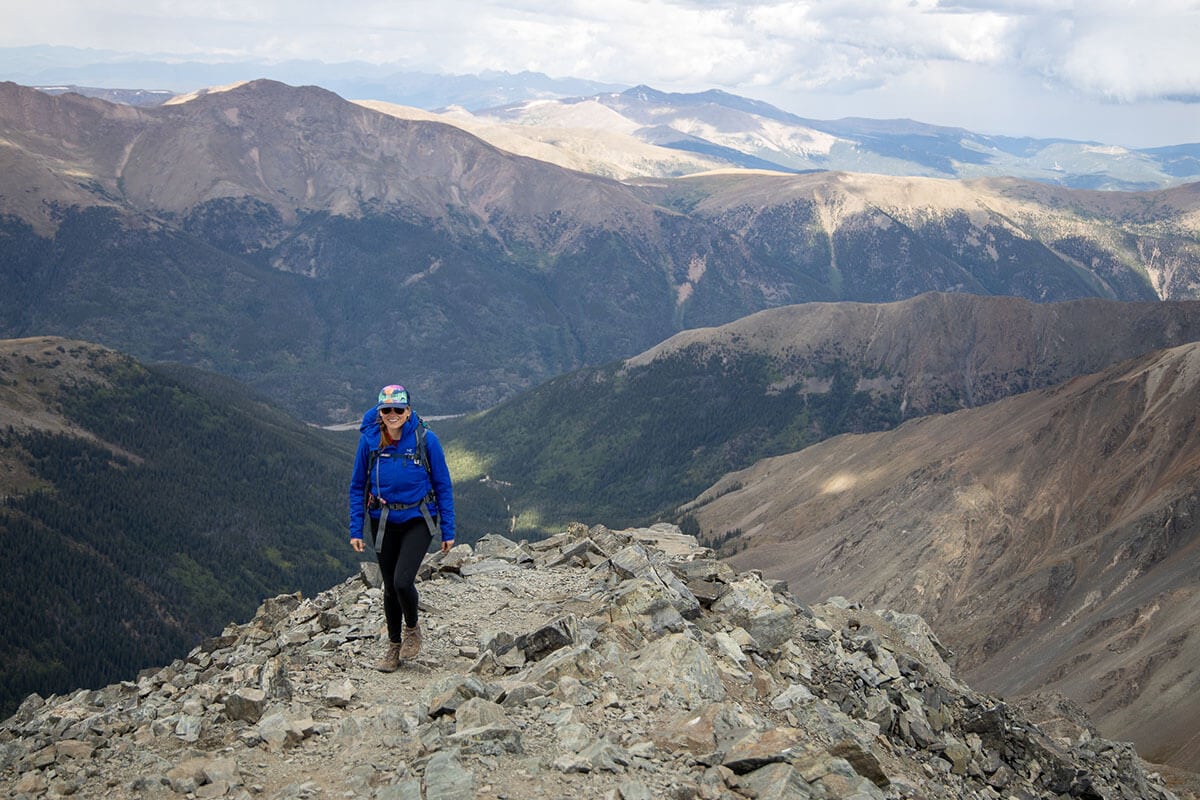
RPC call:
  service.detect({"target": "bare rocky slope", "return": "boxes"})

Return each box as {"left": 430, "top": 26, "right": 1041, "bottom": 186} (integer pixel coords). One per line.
{"left": 1, "top": 524, "right": 1191, "bottom": 799}
{"left": 684, "top": 342, "right": 1200, "bottom": 770}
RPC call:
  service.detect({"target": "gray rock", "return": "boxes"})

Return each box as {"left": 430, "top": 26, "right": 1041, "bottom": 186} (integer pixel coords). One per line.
{"left": 652, "top": 702, "right": 758, "bottom": 757}
{"left": 224, "top": 688, "right": 268, "bottom": 723}
{"left": 604, "top": 544, "right": 701, "bottom": 619}
{"left": 771, "top": 684, "right": 816, "bottom": 710}
{"left": 554, "top": 738, "right": 631, "bottom": 773}
{"left": 613, "top": 780, "right": 656, "bottom": 800}
{"left": 255, "top": 710, "right": 313, "bottom": 751}
{"left": 937, "top": 733, "right": 973, "bottom": 776}
{"left": 323, "top": 678, "right": 356, "bottom": 708}
{"left": 453, "top": 697, "right": 509, "bottom": 731}
{"left": 712, "top": 575, "right": 797, "bottom": 650}
{"left": 497, "top": 681, "right": 550, "bottom": 708}
{"left": 253, "top": 592, "right": 302, "bottom": 627}
{"left": 722, "top": 727, "right": 818, "bottom": 774}
{"left": 376, "top": 778, "right": 423, "bottom": 800}
{"left": 629, "top": 633, "right": 726, "bottom": 708}
{"left": 560, "top": 676, "right": 598, "bottom": 707}
{"left": 546, "top": 537, "right": 610, "bottom": 569}
{"left": 425, "top": 676, "right": 499, "bottom": 718}
{"left": 828, "top": 738, "right": 890, "bottom": 788}
{"left": 514, "top": 614, "right": 578, "bottom": 661}
{"left": 795, "top": 753, "right": 887, "bottom": 799}
{"left": 423, "top": 749, "right": 475, "bottom": 800}
{"left": 174, "top": 714, "right": 203, "bottom": 742}
{"left": 604, "top": 578, "right": 688, "bottom": 640}
{"left": 556, "top": 721, "right": 594, "bottom": 753}
{"left": 472, "top": 533, "right": 520, "bottom": 557}
{"left": 448, "top": 722, "right": 523, "bottom": 755}
{"left": 733, "top": 762, "right": 815, "bottom": 799}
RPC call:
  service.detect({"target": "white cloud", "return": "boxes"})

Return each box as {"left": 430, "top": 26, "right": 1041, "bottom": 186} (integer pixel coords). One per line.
{"left": 1052, "top": 12, "right": 1200, "bottom": 100}
{"left": 1, "top": 0, "right": 1197, "bottom": 144}
{"left": 5, "top": 0, "right": 1197, "bottom": 100}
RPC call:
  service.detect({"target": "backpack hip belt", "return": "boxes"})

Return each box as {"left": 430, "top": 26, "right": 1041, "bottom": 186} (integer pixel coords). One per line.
{"left": 372, "top": 492, "right": 440, "bottom": 555}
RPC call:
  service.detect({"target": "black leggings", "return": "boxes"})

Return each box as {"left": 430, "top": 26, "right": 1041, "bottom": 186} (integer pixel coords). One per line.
{"left": 370, "top": 515, "right": 433, "bottom": 641}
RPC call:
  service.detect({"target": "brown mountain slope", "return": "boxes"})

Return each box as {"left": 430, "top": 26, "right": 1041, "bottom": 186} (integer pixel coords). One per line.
{"left": 629, "top": 292, "right": 1200, "bottom": 417}
{"left": 0, "top": 337, "right": 129, "bottom": 461}
{"left": 0, "top": 79, "right": 649, "bottom": 240}
{"left": 684, "top": 342, "right": 1200, "bottom": 769}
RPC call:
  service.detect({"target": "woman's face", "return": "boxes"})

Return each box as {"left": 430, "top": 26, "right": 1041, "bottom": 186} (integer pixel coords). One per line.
{"left": 380, "top": 406, "right": 409, "bottom": 432}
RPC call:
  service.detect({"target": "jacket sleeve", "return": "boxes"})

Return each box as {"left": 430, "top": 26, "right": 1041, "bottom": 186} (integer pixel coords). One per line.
{"left": 425, "top": 430, "right": 456, "bottom": 542}
{"left": 348, "top": 435, "right": 372, "bottom": 540}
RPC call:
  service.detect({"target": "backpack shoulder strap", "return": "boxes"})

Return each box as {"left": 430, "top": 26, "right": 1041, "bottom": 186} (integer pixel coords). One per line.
{"left": 415, "top": 420, "right": 432, "bottom": 478}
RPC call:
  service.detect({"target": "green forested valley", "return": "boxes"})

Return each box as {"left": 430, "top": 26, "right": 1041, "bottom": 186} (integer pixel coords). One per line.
{"left": 0, "top": 340, "right": 358, "bottom": 717}
{"left": 439, "top": 345, "right": 899, "bottom": 539}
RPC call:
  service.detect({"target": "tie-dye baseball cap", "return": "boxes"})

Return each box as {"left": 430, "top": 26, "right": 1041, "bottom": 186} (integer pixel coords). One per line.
{"left": 377, "top": 384, "right": 410, "bottom": 408}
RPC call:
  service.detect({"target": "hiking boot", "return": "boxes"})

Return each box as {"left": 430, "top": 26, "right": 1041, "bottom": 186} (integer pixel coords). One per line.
{"left": 375, "top": 640, "right": 402, "bottom": 672}
{"left": 399, "top": 625, "right": 422, "bottom": 660}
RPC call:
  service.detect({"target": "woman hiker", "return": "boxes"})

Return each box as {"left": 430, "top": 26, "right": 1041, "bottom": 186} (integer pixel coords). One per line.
{"left": 348, "top": 384, "right": 455, "bottom": 671}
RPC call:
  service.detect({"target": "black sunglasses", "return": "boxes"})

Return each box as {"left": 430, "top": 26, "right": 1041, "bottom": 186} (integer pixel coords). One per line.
{"left": 380, "top": 407, "right": 408, "bottom": 416}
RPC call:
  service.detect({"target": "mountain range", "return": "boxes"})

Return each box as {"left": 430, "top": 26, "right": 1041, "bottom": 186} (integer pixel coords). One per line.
{"left": 2, "top": 79, "right": 1200, "bottom": 421}
{"left": 430, "top": 290, "right": 1200, "bottom": 771}
{"left": 366, "top": 86, "right": 1200, "bottom": 190}
{"left": 7, "top": 44, "right": 1197, "bottom": 190}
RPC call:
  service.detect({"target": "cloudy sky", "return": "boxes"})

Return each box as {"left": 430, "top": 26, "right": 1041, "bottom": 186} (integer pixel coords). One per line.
{"left": 2, "top": 0, "right": 1198, "bottom": 147}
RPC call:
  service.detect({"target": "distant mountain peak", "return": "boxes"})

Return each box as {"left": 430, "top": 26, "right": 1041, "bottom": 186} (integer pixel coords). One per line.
{"left": 162, "top": 79, "right": 253, "bottom": 104}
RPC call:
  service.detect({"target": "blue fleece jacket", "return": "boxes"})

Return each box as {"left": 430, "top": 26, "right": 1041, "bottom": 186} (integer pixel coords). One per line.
{"left": 348, "top": 408, "right": 456, "bottom": 542}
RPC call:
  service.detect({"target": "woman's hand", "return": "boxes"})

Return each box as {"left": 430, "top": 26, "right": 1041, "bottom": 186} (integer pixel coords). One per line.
{"left": 351, "top": 538, "right": 365, "bottom": 552}
{"left": 440, "top": 539, "right": 454, "bottom": 554}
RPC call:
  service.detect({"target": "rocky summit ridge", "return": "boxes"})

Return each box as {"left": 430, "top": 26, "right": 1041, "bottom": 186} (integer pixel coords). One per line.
{"left": 0, "top": 524, "right": 1181, "bottom": 800}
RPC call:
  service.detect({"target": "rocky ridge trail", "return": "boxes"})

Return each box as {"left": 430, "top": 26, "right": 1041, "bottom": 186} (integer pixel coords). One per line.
{"left": 0, "top": 523, "right": 1186, "bottom": 799}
